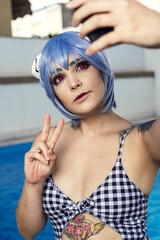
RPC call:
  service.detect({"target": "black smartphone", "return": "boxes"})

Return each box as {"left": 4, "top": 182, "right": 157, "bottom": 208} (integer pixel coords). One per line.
{"left": 82, "top": 17, "right": 113, "bottom": 42}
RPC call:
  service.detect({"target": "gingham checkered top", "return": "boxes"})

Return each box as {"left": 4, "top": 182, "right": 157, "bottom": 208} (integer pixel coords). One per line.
{"left": 43, "top": 126, "right": 150, "bottom": 240}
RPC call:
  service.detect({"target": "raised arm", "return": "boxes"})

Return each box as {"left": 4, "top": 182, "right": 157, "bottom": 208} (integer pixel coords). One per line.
{"left": 16, "top": 114, "right": 64, "bottom": 239}
{"left": 66, "top": 0, "right": 160, "bottom": 55}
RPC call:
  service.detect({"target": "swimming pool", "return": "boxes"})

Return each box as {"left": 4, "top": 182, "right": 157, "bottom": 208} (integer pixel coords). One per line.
{"left": 0, "top": 142, "right": 160, "bottom": 240}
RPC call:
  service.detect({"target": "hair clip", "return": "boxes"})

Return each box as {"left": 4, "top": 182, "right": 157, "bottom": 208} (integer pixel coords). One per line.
{"left": 31, "top": 53, "right": 41, "bottom": 79}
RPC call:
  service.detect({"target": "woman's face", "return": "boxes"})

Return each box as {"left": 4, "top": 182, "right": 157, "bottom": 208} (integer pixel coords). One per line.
{"left": 50, "top": 56, "right": 105, "bottom": 116}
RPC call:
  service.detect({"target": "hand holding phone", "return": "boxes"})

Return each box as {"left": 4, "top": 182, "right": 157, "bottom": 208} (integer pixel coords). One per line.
{"left": 71, "top": 3, "right": 113, "bottom": 42}
{"left": 80, "top": 15, "right": 113, "bottom": 42}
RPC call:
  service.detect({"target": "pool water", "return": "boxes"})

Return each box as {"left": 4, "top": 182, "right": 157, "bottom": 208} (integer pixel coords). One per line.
{"left": 0, "top": 142, "right": 160, "bottom": 240}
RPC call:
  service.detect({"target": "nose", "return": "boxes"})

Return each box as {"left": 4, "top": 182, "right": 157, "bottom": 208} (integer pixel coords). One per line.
{"left": 68, "top": 74, "right": 82, "bottom": 90}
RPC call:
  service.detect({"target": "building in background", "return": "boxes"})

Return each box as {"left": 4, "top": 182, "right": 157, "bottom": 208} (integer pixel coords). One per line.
{"left": 11, "top": 0, "right": 77, "bottom": 38}
{"left": 1, "top": 0, "right": 160, "bottom": 38}
{"left": 0, "top": 0, "right": 31, "bottom": 36}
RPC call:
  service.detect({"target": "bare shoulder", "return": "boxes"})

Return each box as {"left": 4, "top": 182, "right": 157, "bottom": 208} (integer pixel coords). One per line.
{"left": 123, "top": 119, "right": 159, "bottom": 140}
{"left": 119, "top": 120, "right": 150, "bottom": 161}
{"left": 120, "top": 119, "right": 160, "bottom": 196}
{"left": 137, "top": 118, "right": 160, "bottom": 163}
{"left": 128, "top": 119, "right": 160, "bottom": 164}
{"left": 137, "top": 119, "right": 157, "bottom": 133}
{"left": 123, "top": 120, "right": 155, "bottom": 146}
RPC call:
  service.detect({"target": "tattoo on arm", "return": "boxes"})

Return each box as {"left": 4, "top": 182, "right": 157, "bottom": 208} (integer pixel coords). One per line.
{"left": 64, "top": 214, "right": 105, "bottom": 240}
{"left": 119, "top": 125, "right": 135, "bottom": 138}
{"left": 138, "top": 120, "right": 156, "bottom": 133}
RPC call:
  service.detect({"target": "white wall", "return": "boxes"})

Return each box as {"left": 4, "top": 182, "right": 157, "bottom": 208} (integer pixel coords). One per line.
{"left": 0, "top": 37, "right": 48, "bottom": 77}
{"left": 106, "top": 44, "right": 145, "bottom": 72}
{"left": 11, "top": 3, "right": 63, "bottom": 38}
{"left": 114, "top": 76, "right": 154, "bottom": 121}
{"left": 0, "top": 83, "right": 68, "bottom": 142}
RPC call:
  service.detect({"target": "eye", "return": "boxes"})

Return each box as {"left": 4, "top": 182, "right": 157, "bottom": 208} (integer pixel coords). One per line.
{"left": 76, "top": 61, "right": 90, "bottom": 71}
{"left": 51, "top": 74, "right": 64, "bottom": 86}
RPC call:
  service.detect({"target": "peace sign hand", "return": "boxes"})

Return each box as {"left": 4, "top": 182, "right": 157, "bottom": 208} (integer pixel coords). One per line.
{"left": 24, "top": 114, "right": 64, "bottom": 185}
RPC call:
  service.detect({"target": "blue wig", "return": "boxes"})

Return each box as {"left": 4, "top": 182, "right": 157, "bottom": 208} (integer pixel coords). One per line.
{"left": 39, "top": 31, "right": 116, "bottom": 127}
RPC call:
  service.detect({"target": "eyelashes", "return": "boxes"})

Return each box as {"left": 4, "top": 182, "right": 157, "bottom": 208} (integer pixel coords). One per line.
{"left": 51, "top": 60, "right": 91, "bottom": 86}
{"left": 52, "top": 75, "right": 64, "bottom": 86}
{"left": 76, "top": 60, "right": 90, "bottom": 71}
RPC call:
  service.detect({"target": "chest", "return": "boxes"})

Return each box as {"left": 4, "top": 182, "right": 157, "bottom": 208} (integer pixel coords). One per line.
{"left": 53, "top": 134, "right": 121, "bottom": 202}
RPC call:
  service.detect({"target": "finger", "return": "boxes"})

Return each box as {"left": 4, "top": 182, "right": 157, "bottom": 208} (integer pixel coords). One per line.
{"left": 41, "top": 114, "right": 50, "bottom": 142}
{"left": 79, "top": 14, "right": 118, "bottom": 39}
{"left": 66, "top": 0, "right": 87, "bottom": 9}
{"left": 48, "top": 118, "right": 64, "bottom": 150}
{"left": 47, "top": 151, "right": 57, "bottom": 163}
{"left": 44, "top": 152, "right": 57, "bottom": 170}
{"left": 26, "top": 151, "right": 49, "bottom": 165}
{"left": 85, "top": 30, "right": 122, "bottom": 55}
{"left": 30, "top": 149, "right": 41, "bottom": 153}
{"left": 31, "top": 141, "right": 50, "bottom": 160}
{"left": 72, "top": 1, "right": 116, "bottom": 27}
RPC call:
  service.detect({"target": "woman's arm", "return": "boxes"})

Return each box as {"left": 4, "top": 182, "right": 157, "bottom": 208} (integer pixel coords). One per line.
{"left": 16, "top": 114, "right": 64, "bottom": 239}
{"left": 139, "top": 118, "right": 160, "bottom": 165}
{"left": 66, "top": 0, "right": 160, "bottom": 55}
{"left": 16, "top": 181, "right": 47, "bottom": 240}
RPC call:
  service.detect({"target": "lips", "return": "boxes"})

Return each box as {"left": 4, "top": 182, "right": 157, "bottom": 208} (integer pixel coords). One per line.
{"left": 74, "top": 92, "right": 90, "bottom": 102}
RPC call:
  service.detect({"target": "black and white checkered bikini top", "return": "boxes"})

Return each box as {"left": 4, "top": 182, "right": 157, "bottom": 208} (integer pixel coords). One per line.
{"left": 43, "top": 126, "right": 150, "bottom": 240}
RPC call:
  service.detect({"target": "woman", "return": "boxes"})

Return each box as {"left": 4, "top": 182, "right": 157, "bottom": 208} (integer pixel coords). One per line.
{"left": 16, "top": 31, "right": 160, "bottom": 240}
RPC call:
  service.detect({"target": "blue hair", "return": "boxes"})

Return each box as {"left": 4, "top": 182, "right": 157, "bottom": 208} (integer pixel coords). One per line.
{"left": 39, "top": 31, "right": 116, "bottom": 128}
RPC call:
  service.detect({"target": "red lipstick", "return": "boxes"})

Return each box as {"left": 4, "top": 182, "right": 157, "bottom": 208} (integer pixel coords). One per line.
{"left": 74, "top": 92, "right": 90, "bottom": 102}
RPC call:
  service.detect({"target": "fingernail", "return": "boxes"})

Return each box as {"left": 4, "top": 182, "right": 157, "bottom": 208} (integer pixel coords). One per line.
{"left": 48, "top": 149, "right": 53, "bottom": 155}
{"left": 45, "top": 160, "right": 49, "bottom": 165}
{"left": 46, "top": 156, "right": 50, "bottom": 161}
{"left": 78, "top": 33, "right": 83, "bottom": 39}
{"left": 85, "top": 48, "right": 92, "bottom": 56}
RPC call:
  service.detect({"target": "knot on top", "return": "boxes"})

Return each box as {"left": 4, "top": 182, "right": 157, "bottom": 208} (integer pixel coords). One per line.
{"left": 76, "top": 199, "right": 95, "bottom": 213}
{"left": 54, "top": 198, "right": 95, "bottom": 220}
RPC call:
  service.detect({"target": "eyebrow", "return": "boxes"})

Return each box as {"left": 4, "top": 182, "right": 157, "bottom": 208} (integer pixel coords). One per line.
{"left": 55, "top": 68, "right": 63, "bottom": 72}
{"left": 54, "top": 58, "right": 83, "bottom": 74}
{"left": 69, "top": 58, "right": 82, "bottom": 67}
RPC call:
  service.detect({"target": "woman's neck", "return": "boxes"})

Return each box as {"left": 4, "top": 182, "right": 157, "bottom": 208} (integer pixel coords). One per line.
{"left": 77, "top": 110, "right": 120, "bottom": 138}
